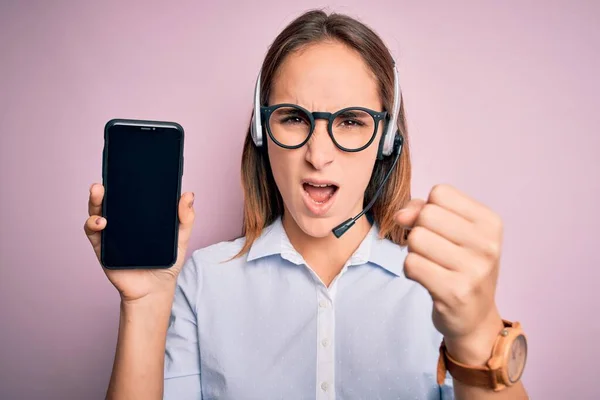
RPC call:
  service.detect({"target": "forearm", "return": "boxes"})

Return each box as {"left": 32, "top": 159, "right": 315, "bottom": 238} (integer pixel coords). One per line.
{"left": 106, "top": 290, "right": 175, "bottom": 400}
{"left": 446, "top": 312, "right": 529, "bottom": 400}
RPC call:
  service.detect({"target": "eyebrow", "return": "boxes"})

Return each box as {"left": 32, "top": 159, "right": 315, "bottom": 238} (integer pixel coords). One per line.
{"left": 337, "top": 110, "right": 369, "bottom": 118}
{"left": 279, "top": 108, "right": 303, "bottom": 115}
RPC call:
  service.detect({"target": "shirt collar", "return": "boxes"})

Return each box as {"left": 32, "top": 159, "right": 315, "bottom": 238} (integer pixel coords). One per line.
{"left": 245, "top": 217, "right": 285, "bottom": 262}
{"left": 246, "top": 216, "right": 406, "bottom": 277}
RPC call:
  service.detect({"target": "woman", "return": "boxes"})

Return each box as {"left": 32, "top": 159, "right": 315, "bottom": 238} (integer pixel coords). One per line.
{"left": 85, "top": 10, "right": 528, "bottom": 400}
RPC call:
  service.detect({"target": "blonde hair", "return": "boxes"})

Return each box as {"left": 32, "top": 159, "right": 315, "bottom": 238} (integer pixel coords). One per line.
{"left": 236, "top": 9, "right": 412, "bottom": 257}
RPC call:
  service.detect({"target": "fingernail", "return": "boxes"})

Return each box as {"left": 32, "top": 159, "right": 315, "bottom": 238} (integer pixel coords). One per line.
{"left": 95, "top": 217, "right": 102, "bottom": 225}
{"left": 189, "top": 193, "right": 195, "bottom": 208}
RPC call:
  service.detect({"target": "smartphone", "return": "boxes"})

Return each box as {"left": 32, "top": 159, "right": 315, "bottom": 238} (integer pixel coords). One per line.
{"left": 101, "top": 119, "right": 184, "bottom": 269}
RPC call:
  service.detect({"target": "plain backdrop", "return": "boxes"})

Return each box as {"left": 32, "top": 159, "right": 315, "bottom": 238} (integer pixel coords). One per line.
{"left": 1, "top": 1, "right": 598, "bottom": 399}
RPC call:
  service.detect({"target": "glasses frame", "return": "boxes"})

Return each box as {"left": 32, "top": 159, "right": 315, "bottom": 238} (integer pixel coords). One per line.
{"left": 260, "top": 103, "right": 388, "bottom": 153}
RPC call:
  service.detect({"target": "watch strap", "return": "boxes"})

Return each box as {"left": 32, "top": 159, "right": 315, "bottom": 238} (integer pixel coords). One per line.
{"left": 437, "top": 341, "right": 494, "bottom": 387}
{"left": 437, "top": 320, "right": 514, "bottom": 389}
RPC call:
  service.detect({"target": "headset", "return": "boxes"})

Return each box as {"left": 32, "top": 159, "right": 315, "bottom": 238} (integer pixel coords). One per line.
{"left": 249, "top": 58, "right": 405, "bottom": 238}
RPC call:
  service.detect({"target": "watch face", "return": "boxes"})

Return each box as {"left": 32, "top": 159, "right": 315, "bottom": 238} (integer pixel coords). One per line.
{"left": 507, "top": 334, "right": 527, "bottom": 383}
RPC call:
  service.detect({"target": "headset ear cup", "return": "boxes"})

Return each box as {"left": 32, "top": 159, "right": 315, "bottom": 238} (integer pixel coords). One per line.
{"left": 376, "top": 122, "right": 388, "bottom": 160}
{"left": 381, "top": 60, "right": 402, "bottom": 157}
{"left": 378, "top": 113, "right": 397, "bottom": 159}
{"left": 251, "top": 71, "right": 263, "bottom": 147}
{"left": 382, "top": 119, "right": 396, "bottom": 157}
{"left": 251, "top": 112, "right": 263, "bottom": 147}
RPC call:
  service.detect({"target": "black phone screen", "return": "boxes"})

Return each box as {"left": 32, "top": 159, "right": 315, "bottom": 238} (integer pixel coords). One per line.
{"left": 101, "top": 121, "right": 183, "bottom": 269}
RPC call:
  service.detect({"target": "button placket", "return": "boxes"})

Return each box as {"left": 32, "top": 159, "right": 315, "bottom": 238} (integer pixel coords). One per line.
{"left": 316, "top": 289, "right": 335, "bottom": 400}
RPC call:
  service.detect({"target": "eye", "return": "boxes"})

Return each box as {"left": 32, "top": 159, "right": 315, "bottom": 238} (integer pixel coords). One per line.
{"left": 335, "top": 111, "right": 368, "bottom": 129}
{"left": 272, "top": 107, "right": 310, "bottom": 126}
{"left": 340, "top": 119, "right": 364, "bottom": 127}
{"left": 281, "top": 116, "right": 307, "bottom": 125}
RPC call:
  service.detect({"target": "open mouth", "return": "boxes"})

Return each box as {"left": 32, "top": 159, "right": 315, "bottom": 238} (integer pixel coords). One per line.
{"left": 302, "top": 181, "right": 339, "bottom": 204}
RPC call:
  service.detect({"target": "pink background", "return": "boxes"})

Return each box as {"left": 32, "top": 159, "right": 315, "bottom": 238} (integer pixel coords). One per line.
{"left": 1, "top": 1, "right": 598, "bottom": 398}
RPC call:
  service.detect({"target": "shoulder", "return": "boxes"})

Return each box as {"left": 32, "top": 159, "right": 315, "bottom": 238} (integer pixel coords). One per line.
{"left": 190, "top": 236, "right": 247, "bottom": 266}
{"left": 181, "top": 236, "right": 250, "bottom": 281}
{"left": 179, "top": 234, "right": 257, "bottom": 283}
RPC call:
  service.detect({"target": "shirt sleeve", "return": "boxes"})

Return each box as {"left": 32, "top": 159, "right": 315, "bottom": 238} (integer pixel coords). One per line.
{"left": 163, "top": 253, "right": 202, "bottom": 400}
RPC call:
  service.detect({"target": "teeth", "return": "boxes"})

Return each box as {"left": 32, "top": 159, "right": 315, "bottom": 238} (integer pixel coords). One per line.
{"left": 306, "top": 183, "right": 332, "bottom": 187}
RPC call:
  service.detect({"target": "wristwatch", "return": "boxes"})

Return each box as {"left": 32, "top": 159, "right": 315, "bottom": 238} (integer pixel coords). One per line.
{"left": 436, "top": 320, "right": 528, "bottom": 391}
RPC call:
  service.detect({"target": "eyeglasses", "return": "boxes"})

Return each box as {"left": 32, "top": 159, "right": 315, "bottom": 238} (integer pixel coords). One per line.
{"left": 260, "top": 103, "right": 388, "bottom": 152}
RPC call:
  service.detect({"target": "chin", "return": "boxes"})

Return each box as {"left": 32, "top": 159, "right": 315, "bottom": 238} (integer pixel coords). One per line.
{"left": 294, "top": 213, "right": 336, "bottom": 238}
{"left": 282, "top": 200, "right": 337, "bottom": 239}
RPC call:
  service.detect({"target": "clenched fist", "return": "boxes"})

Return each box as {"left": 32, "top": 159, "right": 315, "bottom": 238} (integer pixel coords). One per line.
{"left": 395, "top": 184, "right": 505, "bottom": 363}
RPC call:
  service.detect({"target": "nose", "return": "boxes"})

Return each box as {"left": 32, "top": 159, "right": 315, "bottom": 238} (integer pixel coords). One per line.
{"left": 305, "top": 120, "right": 335, "bottom": 170}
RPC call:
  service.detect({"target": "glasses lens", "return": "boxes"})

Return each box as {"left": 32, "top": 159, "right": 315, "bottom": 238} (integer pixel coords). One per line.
{"left": 268, "top": 106, "right": 312, "bottom": 147}
{"left": 332, "top": 109, "right": 376, "bottom": 150}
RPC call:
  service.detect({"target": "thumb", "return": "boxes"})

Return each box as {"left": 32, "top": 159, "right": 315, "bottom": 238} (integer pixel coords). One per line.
{"left": 394, "top": 198, "right": 426, "bottom": 229}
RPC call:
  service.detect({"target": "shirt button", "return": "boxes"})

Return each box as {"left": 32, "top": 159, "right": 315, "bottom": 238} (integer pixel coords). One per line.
{"left": 321, "top": 338, "right": 329, "bottom": 347}
{"left": 321, "top": 382, "right": 329, "bottom": 391}
{"left": 319, "top": 300, "right": 328, "bottom": 308}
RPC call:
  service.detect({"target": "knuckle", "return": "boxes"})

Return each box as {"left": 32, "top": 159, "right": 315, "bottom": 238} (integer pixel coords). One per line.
{"left": 472, "top": 260, "right": 490, "bottom": 283}
{"left": 407, "top": 226, "right": 426, "bottom": 249}
{"left": 429, "top": 184, "right": 451, "bottom": 204}
{"left": 416, "top": 204, "right": 437, "bottom": 228}
{"left": 403, "top": 252, "right": 418, "bottom": 280}
{"left": 84, "top": 217, "right": 96, "bottom": 234}
{"left": 482, "top": 240, "right": 501, "bottom": 259}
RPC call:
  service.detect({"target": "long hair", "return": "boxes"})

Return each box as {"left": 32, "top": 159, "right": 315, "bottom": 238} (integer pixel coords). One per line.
{"left": 236, "top": 9, "right": 412, "bottom": 257}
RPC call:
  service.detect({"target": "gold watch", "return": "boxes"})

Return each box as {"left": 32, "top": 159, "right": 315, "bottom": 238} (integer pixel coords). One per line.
{"left": 436, "top": 320, "right": 528, "bottom": 391}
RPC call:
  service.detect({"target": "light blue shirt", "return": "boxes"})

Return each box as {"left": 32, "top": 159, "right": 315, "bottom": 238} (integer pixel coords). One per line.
{"left": 164, "top": 216, "right": 454, "bottom": 399}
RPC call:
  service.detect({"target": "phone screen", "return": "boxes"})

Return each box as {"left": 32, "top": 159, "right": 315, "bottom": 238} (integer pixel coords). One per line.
{"left": 101, "top": 121, "right": 183, "bottom": 269}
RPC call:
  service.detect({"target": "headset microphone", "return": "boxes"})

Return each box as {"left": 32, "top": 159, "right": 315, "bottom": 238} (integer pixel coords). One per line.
{"left": 331, "top": 133, "right": 403, "bottom": 238}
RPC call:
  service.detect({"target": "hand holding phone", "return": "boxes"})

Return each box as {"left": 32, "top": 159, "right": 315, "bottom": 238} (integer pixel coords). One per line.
{"left": 83, "top": 119, "right": 195, "bottom": 302}
{"left": 85, "top": 184, "right": 195, "bottom": 301}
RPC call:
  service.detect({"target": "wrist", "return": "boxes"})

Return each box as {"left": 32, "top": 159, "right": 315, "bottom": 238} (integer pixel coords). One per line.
{"left": 109, "top": 285, "right": 175, "bottom": 400}
{"left": 120, "top": 289, "right": 175, "bottom": 317}
{"left": 444, "top": 309, "right": 504, "bottom": 366}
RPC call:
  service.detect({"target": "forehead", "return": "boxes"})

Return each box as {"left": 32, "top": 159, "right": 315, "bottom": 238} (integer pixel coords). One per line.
{"left": 269, "top": 41, "right": 381, "bottom": 111}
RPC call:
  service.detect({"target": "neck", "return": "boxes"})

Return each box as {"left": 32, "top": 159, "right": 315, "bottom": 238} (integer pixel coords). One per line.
{"left": 281, "top": 209, "right": 372, "bottom": 287}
